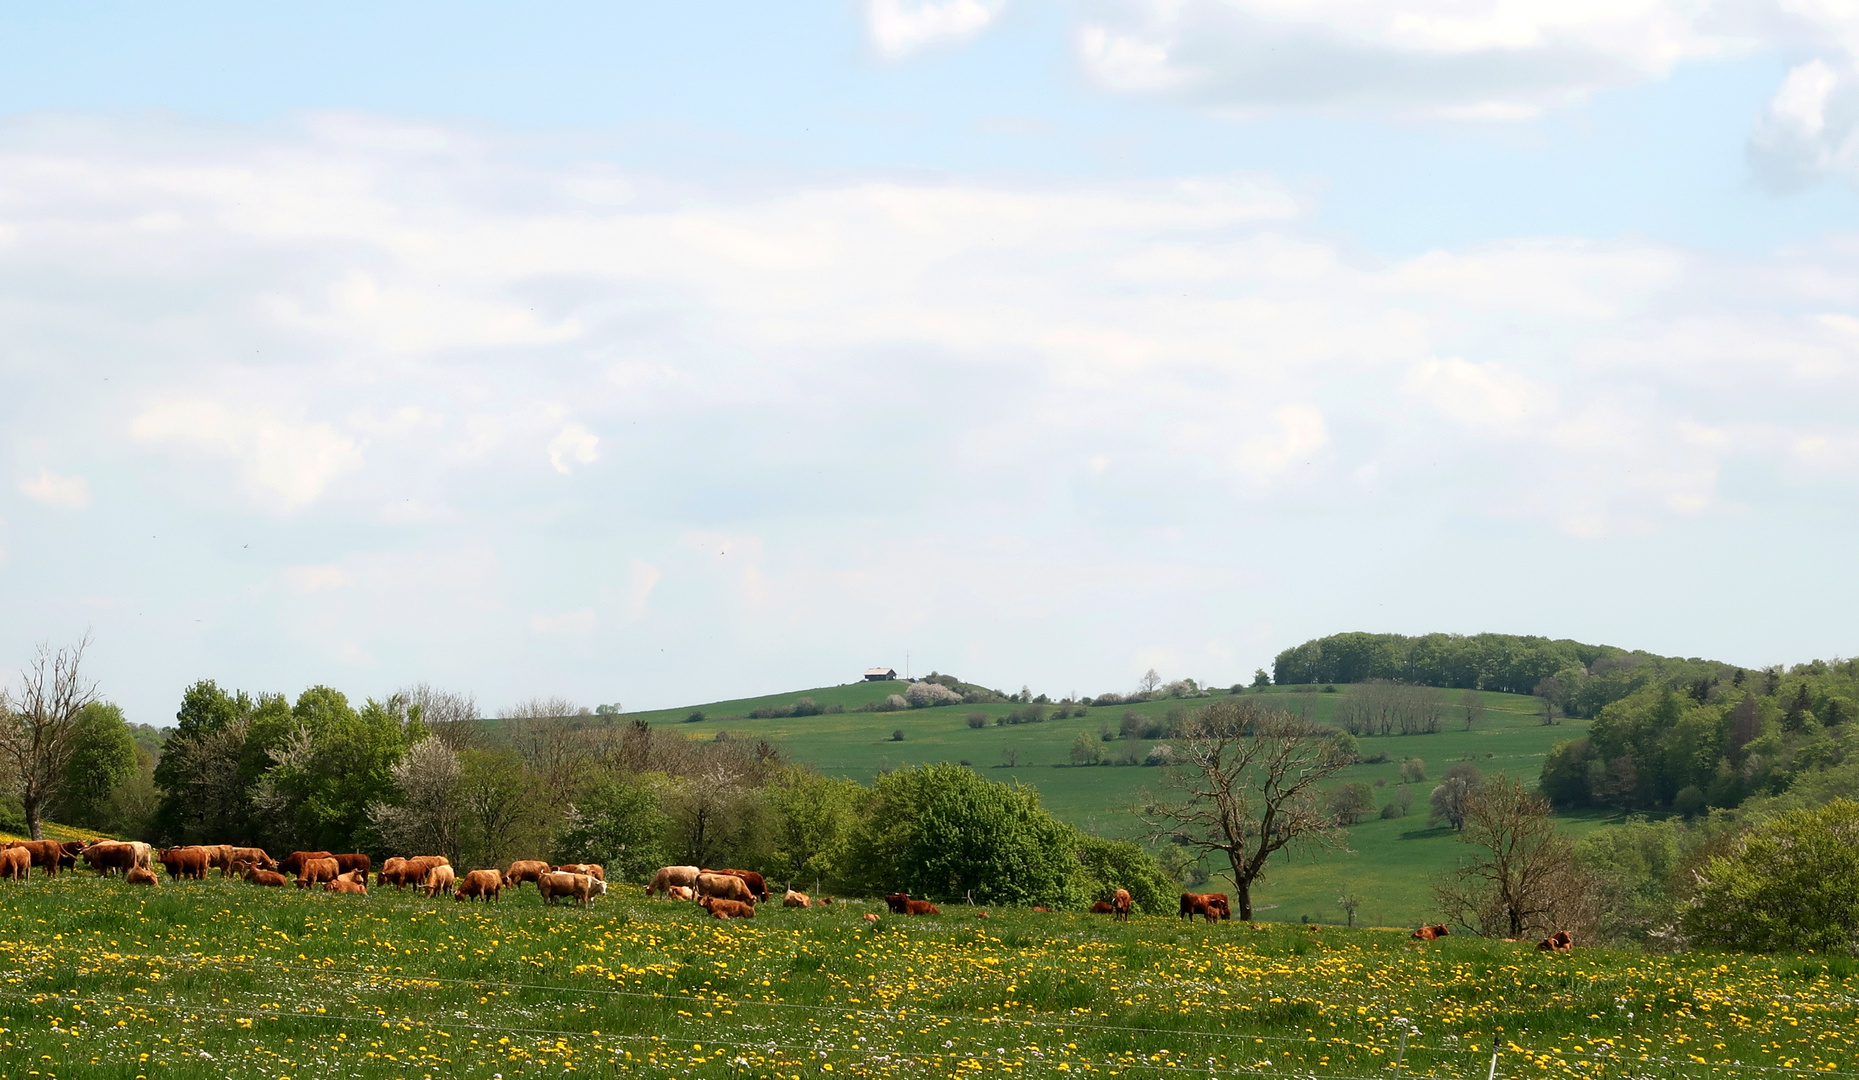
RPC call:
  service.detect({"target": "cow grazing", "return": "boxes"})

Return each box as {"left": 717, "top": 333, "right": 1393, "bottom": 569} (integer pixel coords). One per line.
{"left": 296, "top": 858, "right": 339, "bottom": 889}
{"left": 1411, "top": 924, "right": 1450, "bottom": 941}
{"left": 1090, "top": 901, "right": 1114, "bottom": 914}
{"left": 783, "top": 889, "right": 811, "bottom": 908}
{"left": 279, "top": 851, "right": 334, "bottom": 877}
{"left": 709, "top": 868, "right": 767, "bottom": 900}
{"left": 699, "top": 895, "right": 756, "bottom": 920}
{"left": 1113, "top": 888, "right": 1133, "bottom": 922}
{"left": 1537, "top": 930, "right": 1574, "bottom": 952}
{"left": 504, "top": 860, "right": 550, "bottom": 889}
{"left": 554, "top": 863, "right": 605, "bottom": 882}
{"left": 667, "top": 884, "right": 695, "bottom": 901}
{"left": 387, "top": 856, "right": 448, "bottom": 890}
{"left": 378, "top": 857, "right": 407, "bottom": 888}
{"left": 159, "top": 847, "right": 210, "bottom": 881}
{"left": 539, "top": 871, "right": 594, "bottom": 907}
{"left": 697, "top": 872, "right": 754, "bottom": 904}
{"left": 83, "top": 841, "right": 143, "bottom": 877}
{"left": 126, "top": 866, "right": 159, "bottom": 886}
{"left": 228, "top": 847, "right": 275, "bottom": 874}
{"left": 334, "top": 854, "right": 371, "bottom": 879}
{"left": 245, "top": 868, "right": 289, "bottom": 887}
{"left": 8, "top": 840, "right": 65, "bottom": 877}
{"left": 1179, "top": 893, "right": 1223, "bottom": 923}
{"left": 325, "top": 878, "right": 368, "bottom": 895}
{"left": 0, "top": 847, "right": 29, "bottom": 881}
{"left": 456, "top": 869, "right": 504, "bottom": 902}
{"left": 646, "top": 865, "right": 700, "bottom": 897}
{"left": 424, "top": 864, "right": 457, "bottom": 897}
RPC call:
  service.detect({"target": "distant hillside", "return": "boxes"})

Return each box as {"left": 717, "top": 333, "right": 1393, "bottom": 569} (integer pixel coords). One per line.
{"left": 1273, "top": 631, "right": 1736, "bottom": 717}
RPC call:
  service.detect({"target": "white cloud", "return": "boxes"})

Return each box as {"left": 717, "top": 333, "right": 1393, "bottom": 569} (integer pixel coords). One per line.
{"left": 546, "top": 424, "right": 600, "bottom": 475}
{"left": 1073, "top": 0, "right": 1755, "bottom": 119}
{"left": 867, "top": 0, "right": 1007, "bottom": 58}
{"left": 1405, "top": 357, "right": 1553, "bottom": 434}
{"left": 1233, "top": 405, "right": 1329, "bottom": 483}
{"left": 18, "top": 468, "right": 90, "bottom": 509}
{"left": 530, "top": 608, "right": 597, "bottom": 636}
{"left": 129, "top": 399, "right": 363, "bottom": 514}
{"left": 629, "top": 559, "right": 661, "bottom": 618}
{"left": 283, "top": 564, "right": 353, "bottom": 594}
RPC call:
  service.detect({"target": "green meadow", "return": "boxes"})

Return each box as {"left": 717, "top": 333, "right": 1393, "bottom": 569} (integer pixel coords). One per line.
{"left": 0, "top": 872, "right": 1847, "bottom": 1080}
{"left": 619, "top": 683, "right": 1601, "bottom": 926}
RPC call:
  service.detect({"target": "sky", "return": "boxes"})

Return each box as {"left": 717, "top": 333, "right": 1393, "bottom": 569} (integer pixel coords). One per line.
{"left": 6, "top": 1, "right": 1859, "bottom": 725}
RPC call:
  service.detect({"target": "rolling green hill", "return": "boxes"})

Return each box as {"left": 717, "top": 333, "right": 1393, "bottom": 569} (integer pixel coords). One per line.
{"left": 602, "top": 679, "right": 1602, "bottom": 926}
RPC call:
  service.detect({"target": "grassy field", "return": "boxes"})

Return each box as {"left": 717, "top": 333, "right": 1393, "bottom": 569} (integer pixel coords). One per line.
{"left": 611, "top": 684, "right": 1592, "bottom": 926}
{"left": 0, "top": 873, "right": 1850, "bottom": 1080}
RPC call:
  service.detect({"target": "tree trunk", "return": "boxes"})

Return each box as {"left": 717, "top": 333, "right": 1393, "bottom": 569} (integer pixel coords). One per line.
{"left": 1235, "top": 879, "right": 1253, "bottom": 921}
{"left": 24, "top": 797, "right": 42, "bottom": 841}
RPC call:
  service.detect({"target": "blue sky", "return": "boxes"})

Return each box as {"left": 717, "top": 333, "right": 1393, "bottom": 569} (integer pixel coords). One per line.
{"left": 6, "top": 1, "right": 1859, "bottom": 723}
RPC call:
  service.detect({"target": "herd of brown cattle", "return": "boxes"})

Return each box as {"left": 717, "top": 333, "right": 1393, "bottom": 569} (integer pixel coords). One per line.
{"left": 0, "top": 839, "right": 608, "bottom": 906}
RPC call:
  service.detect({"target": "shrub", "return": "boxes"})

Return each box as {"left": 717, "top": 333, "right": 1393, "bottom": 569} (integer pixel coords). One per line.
{"left": 1069, "top": 732, "right": 1103, "bottom": 766}
{"left": 551, "top": 777, "right": 668, "bottom": 883}
{"left": 891, "top": 730, "right": 905, "bottom": 742}
{"left": 1684, "top": 799, "right": 1859, "bottom": 954}
{"left": 682, "top": 711, "right": 706, "bottom": 724}
{"left": 1379, "top": 802, "right": 1403, "bottom": 819}
{"left": 1327, "top": 781, "right": 1376, "bottom": 824}
{"left": 883, "top": 694, "right": 908, "bottom": 711}
{"left": 906, "top": 681, "right": 964, "bottom": 707}
{"left": 791, "top": 697, "right": 824, "bottom": 717}
{"left": 965, "top": 711, "right": 988, "bottom": 729}
{"left": 1323, "top": 685, "right": 1338, "bottom": 693}
{"left": 1119, "top": 711, "right": 1142, "bottom": 740}
{"left": 1092, "top": 693, "right": 1124, "bottom": 707}
{"left": 1400, "top": 757, "right": 1427, "bottom": 784}
{"left": 1144, "top": 744, "right": 1175, "bottom": 766}
{"left": 824, "top": 704, "right": 845, "bottom": 715}
{"left": 1073, "top": 834, "right": 1179, "bottom": 914}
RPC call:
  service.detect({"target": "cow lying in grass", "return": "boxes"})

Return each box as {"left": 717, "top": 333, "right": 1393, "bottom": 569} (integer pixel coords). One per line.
{"left": 1412, "top": 924, "right": 1450, "bottom": 941}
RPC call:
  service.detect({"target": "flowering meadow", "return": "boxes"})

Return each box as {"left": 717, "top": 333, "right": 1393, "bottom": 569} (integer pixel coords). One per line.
{"left": 0, "top": 877, "right": 1852, "bottom": 1080}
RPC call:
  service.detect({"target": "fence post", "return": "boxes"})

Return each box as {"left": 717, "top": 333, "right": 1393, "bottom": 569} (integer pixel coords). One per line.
{"left": 1486, "top": 1035, "right": 1500, "bottom": 1080}
{"left": 1392, "top": 1024, "right": 1410, "bottom": 1078}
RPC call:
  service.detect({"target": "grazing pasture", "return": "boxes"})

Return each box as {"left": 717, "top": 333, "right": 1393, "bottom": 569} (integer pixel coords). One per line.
{"left": 0, "top": 874, "right": 1850, "bottom": 1079}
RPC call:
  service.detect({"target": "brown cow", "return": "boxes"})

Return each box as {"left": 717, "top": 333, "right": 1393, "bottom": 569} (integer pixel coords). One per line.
{"left": 1113, "top": 888, "right": 1133, "bottom": 922}
{"left": 245, "top": 867, "right": 289, "bottom": 887}
{"left": 646, "top": 865, "right": 700, "bottom": 897}
{"left": 377, "top": 857, "right": 407, "bottom": 888}
{"left": 539, "top": 871, "right": 593, "bottom": 907}
{"left": 699, "top": 895, "right": 756, "bottom": 920}
{"left": 279, "top": 851, "right": 334, "bottom": 877}
{"left": 0, "top": 847, "right": 29, "bottom": 881}
{"left": 324, "top": 878, "right": 368, "bottom": 895}
{"left": 160, "top": 847, "right": 211, "bottom": 881}
{"left": 1090, "top": 901, "right": 1114, "bottom": 914}
{"left": 456, "top": 869, "right": 504, "bottom": 902}
{"left": 389, "top": 856, "right": 448, "bottom": 890}
{"left": 904, "top": 899, "right": 940, "bottom": 915}
{"left": 883, "top": 893, "right": 910, "bottom": 913}
{"left": 424, "top": 864, "right": 457, "bottom": 897}
{"left": 707, "top": 868, "right": 768, "bottom": 900}
{"left": 335, "top": 869, "right": 367, "bottom": 885}
{"left": 83, "top": 841, "right": 138, "bottom": 876}
{"left": 667, "top": 884, "right": 695, "bottom": 901}
{"left": 504, "top": 860, "right": 550, "bottom": 889}
{"left": 862, "top": 912, "right": 879, "bottom": 923}
{"left": 554, "top": 863, "right": 605, "bottom": 882}
{"left": 1179, "top": 892, "right": 1223, "bottom": 923}
{"left": 295, "top": 858, "right": 339, "bottom": 889}
{"left": 1537, "top": 930, "right": 1574, "bottom": 952}
{"left": 697, "top": 872, "right": 754, "bottom": 904}
{"left": 7, "top": 840, "right": 65, "bottom": 877}
{"left": 1412, "top": 924, "right": 1450, "bottom": 941}
{"left": 783, "top": 889, "right": 811, "bottom": 908}
{"left": 126, "top": 866, "right": 159, "bottom": 886}
{"left": 333, "top": 854, "right": 371, "bottom": 879}
{"left": 227, "top": 847, "right": 275, "bottom": 874}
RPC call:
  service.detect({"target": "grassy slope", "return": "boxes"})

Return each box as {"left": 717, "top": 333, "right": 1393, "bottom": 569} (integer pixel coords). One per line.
{"left": 611, "top": 683, "right": 1595, "bottom": 925}
{"left": 0, "top": 873, "right": 1847, "bottom": 1079}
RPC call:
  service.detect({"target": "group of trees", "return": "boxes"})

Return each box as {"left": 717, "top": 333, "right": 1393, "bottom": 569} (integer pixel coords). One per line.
{"left": 1273, "top": 632, "right": 1726, "bottom": 714}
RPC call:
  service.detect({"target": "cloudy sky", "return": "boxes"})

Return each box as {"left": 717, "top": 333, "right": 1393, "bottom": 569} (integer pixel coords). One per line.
{"left": 5, "top": 1, "right": 1859, "bottom": 724}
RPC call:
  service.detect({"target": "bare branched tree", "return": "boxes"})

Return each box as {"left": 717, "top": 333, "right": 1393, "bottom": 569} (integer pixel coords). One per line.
{"left": 1458, "top": 687, "right": 1486, "bottom": 731}
{"left": 1138, "top": 698, "right": 1354, "bottom": 920}
{"left": 398, "top": 683, "right": 481, "bottom": 750}
{"left": 0, "top": 634, "right": 100, "bottom": 839}
{"left": 1432, "top": 775, "right": 1599, "bottom": 940}
{"left": 367, "top": 737, "right": 465, "bottom": 864}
